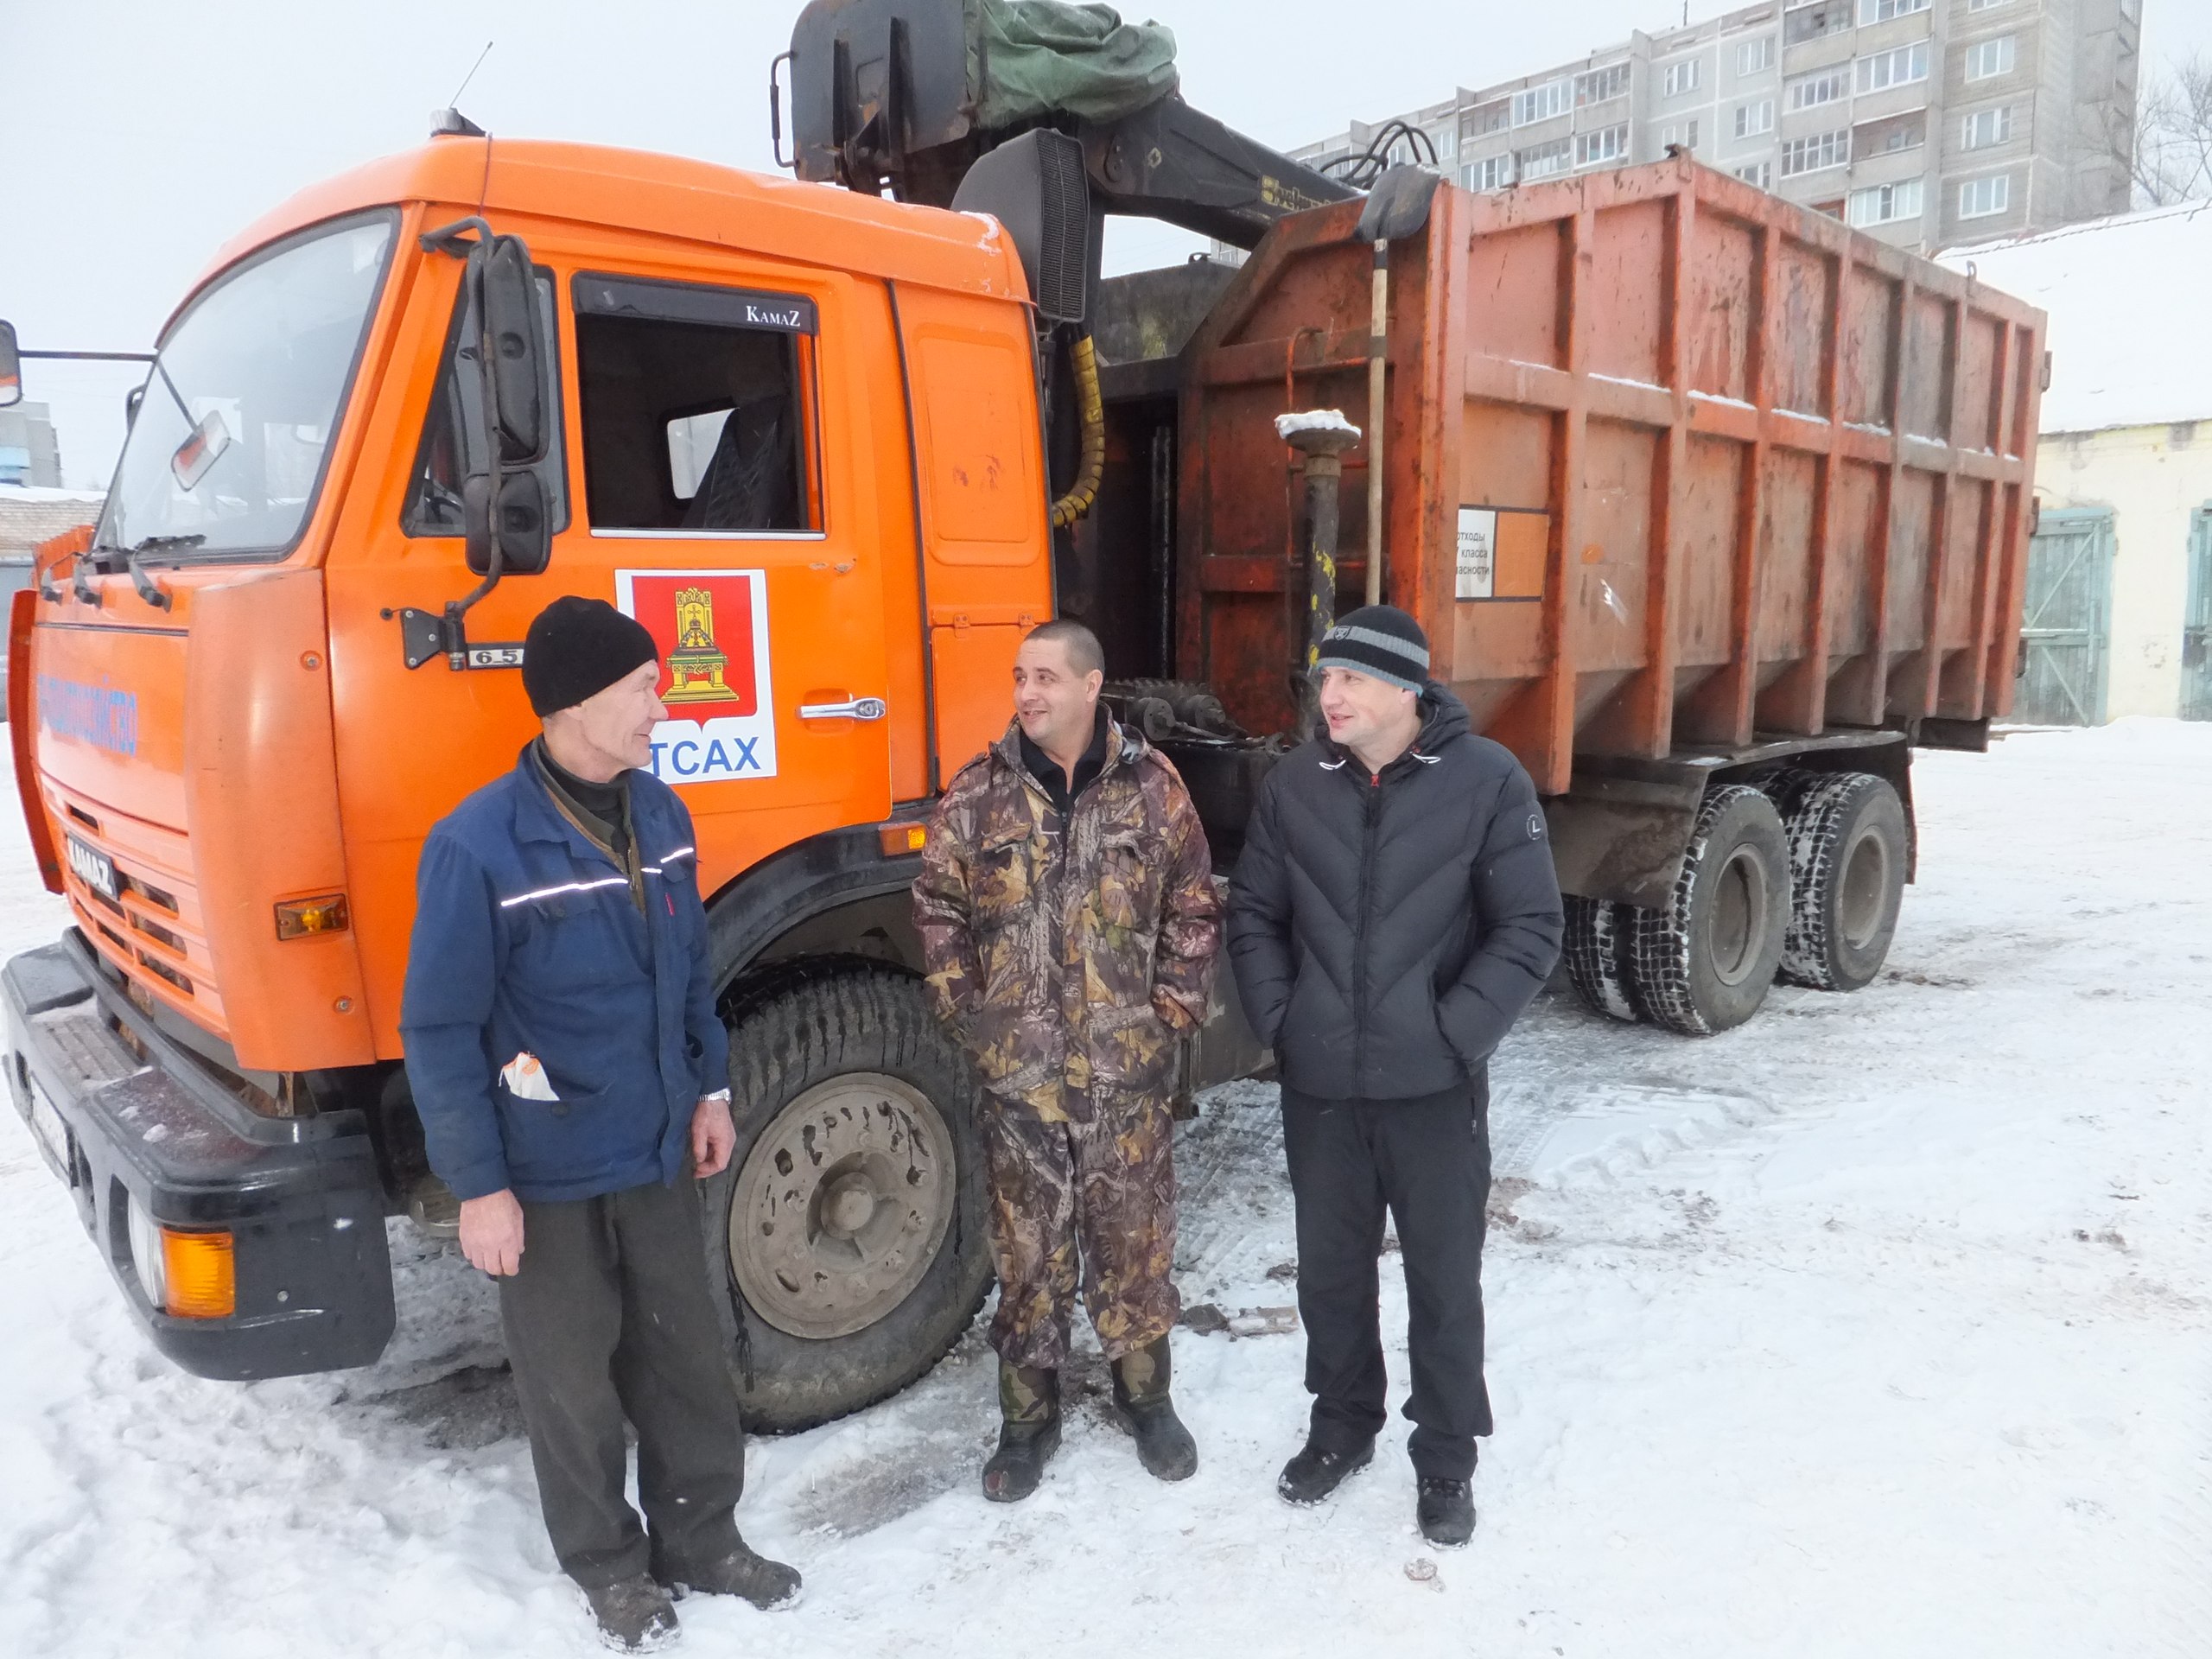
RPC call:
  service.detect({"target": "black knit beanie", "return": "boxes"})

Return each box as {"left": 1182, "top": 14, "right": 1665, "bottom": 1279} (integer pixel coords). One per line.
{"left": 1315, "top": 604, "right": 1429, "bottom": 694}
{"left": 522, "top": 596, "right": 659, "bottom": 716}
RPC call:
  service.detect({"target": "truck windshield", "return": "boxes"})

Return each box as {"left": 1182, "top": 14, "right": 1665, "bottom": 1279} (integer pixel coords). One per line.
{"left": 95, "top": 213, "right": 397, "bottom": 561}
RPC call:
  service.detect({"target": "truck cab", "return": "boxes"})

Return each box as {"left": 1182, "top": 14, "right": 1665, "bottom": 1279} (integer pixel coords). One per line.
{"left": 6, "top": 135, "right": 1080, "bottom": 1417}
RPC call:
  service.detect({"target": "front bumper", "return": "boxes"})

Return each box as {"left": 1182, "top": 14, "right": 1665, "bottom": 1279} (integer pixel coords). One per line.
{"left": 5, "top": 931, "right": 394, "bottom": 1380}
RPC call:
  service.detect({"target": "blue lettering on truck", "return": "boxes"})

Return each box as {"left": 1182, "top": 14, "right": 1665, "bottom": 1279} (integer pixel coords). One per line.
{"left": 37, "top": 676, "right": 138, "bottom": 757}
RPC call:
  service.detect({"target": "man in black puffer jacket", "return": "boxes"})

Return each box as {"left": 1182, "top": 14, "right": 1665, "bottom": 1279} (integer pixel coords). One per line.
{"left": 1228, "top": 604, "right": 1562, "bottom": 1549}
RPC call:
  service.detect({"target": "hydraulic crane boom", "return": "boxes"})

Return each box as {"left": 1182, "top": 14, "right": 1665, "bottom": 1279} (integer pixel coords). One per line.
{"left": 777, "top": 0, "right": 1356, "bottom": 252}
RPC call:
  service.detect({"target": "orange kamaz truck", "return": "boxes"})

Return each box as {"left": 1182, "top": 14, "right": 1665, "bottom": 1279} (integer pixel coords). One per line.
{"left": 3, "top": 0, "right": 2043, "bottom": 1418}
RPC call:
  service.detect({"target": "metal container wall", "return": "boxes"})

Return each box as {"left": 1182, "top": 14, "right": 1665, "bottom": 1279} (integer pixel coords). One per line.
{"left": 1176, "top": 159, "right": 2047, "bottom": 794}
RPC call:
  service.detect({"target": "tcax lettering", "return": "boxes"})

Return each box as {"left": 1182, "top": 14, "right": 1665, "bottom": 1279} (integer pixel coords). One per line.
{"left": 652, "top": 736, "right": 765, "bottom": 779}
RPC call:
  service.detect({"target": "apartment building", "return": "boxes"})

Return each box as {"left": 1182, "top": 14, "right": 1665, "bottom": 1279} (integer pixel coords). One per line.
{"left": 1290, "top": 0, "right": 2141, "bottom": 253}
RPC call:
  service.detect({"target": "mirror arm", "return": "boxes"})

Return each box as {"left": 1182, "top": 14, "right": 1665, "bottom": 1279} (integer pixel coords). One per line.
{"left": 419, "top": 214, "right": 496, "bottom": 257}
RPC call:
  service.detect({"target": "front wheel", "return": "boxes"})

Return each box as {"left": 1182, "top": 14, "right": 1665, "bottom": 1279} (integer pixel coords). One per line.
{"left": 704, "top": 967, "right": 992, "bottom": 1432}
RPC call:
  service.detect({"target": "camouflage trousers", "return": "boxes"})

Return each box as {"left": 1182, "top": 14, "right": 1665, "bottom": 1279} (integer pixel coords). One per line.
{"left": 981, "top": 1087, "right": 1181, "bottom": 1372}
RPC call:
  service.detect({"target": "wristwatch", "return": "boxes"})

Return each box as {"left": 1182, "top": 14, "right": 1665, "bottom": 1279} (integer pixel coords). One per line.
{"left": 702, "top": 1088, "right": 732, "bottom": 1104}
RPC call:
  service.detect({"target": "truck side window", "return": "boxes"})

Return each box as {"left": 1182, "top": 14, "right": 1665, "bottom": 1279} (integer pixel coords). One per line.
{"left": 571, "top": 272, "right": 820, "bottom": 534}
{"left": 402, "top": 270, "right": 567, "bottom": 540}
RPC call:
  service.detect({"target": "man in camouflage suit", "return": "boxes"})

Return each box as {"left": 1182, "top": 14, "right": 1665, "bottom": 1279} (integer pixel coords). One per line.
{"left": 913, "top": 619, "right": 1222, "bottom": 1502}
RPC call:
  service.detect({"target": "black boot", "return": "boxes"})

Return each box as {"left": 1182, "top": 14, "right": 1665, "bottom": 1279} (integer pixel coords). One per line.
{"left": 651, "top": 1537, "right": 802, "bottom": 1611}
{"left": 1276, "top": 1437, "right": 1375, "bottom": 1506}
{"left": 982, "top": 1361, "right": 1061, "bottom": 1503}
{"left": 1416, "top": 1477, "right": 1477, "bottom": 1548}
{"left": 1111, "top": 1334, "right": 1198, "bottom": 1482}
{"left": 583, "top": 1573, "right": 679, "bottom": 1653}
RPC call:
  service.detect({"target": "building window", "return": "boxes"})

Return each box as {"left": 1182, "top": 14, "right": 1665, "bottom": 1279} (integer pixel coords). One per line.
{"left": 1788, "top": 67, "right": 1852, "bottom": 111}
{"left": 1965, "top": 36, "right": 2018, "bottom": 81}
{"left": 1465, "top": 154, "right": 1515, "bottom": 191}
{"left": 1663, "top": 59, "right": 1702, "bottom": 98}
{"left": 1735, "top": 99, "right": 1777, "bottom": 138}
{"left": 1662, "top": 119, "right": 1701, "bottom": 150}
{"left": 1738, "top": 37, "right": 1776, "bottom": 76}
{"left": 1847, "top": 176, "right": 1923, "bottom": 226}
{"left": 1465, "top": 102, "right": 1509, "bottom": 137}
{"left": 1785, "top": 3, "right": 1853, "bottom": 47}
{"left": 1957, "top": 174, "right": 2012, "bottom": 218}
{"left": 1576, "top": 64, "right": 1633, "bottom": 106}
{"left": 1781, "top": 129, "right": 1851, "bottom": 175}
{"left": 1856, "top": 42, "right": 1930, "bottom": 95}
{"left": 1859, "top": 0, "right": 1930, "bottom": 21}
{"left": 1967, "top": 0, "right": 2012, "bottom": 10}
{"left": 1514, "top": 79, "right": 1570, "bottom": 126}
{"left": 1516, "top": 137, "right": 1573, "bottom": 179}
{"left": 1433, "top": 125, "right": 1457, "bottom": 160}
{"left": 1734, "top": 160, "right": 1775, "bottom": 189}
{"left": 1962, "top": 105, "right": 2014, "bottom": 149}
{"left": 1859, "top": 111, "right": 1926, "bottom": 153}
{"left": 1576, "top": 124, "right": 1630, "bottom": 167}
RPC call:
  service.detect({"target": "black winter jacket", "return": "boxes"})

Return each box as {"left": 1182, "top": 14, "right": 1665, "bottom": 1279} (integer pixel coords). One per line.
{"left": 1227, "top": 685, "right": 1564, "bottom": 1101}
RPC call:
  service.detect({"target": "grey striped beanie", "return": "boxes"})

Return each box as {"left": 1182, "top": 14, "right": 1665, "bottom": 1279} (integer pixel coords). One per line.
{"left": 1316, "top": 605, "right": 1429, "bottom": 694}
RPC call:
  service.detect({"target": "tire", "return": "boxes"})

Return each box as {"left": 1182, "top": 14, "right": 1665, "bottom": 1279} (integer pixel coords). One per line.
{"left": 1776, "top": 771, "right": 1908, "bottom": 992}
{"left": 1627, "top": 784, "right": 1789, "bottom": 1036}
{"left": 704, "top": 966, "right": 992, "bottom": 1433}
{"left": 1563, "top": 894, "right": 1641, "bottom": 1022}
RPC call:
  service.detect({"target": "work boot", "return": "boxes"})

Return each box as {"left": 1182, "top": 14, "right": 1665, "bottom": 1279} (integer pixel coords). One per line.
{"left": 1276, "top": 1436, "right": 1375, "bottom": 1507}
{"left": 652, "top": 1538, "right": 803, "bottom": 1611}
{"left": 583, "top": 1573, "right": 679, "bottom": 1653}
{"left": 1110, "top": 1334, "right": 1198, "bottom": 1482}
{"left": 982, "top": 1361, "right": 1061, "bottom": 1503}
{"left": 1416, "top": 1477, "right": 1477, "bottom": 1548}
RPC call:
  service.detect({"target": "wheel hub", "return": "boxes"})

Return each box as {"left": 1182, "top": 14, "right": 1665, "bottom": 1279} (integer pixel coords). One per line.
{"left": 1707, "top": 846, "right": 1770, "bottom": 988}
{"left": 728, "top": 1072, "right": 957, "bottom": 1340}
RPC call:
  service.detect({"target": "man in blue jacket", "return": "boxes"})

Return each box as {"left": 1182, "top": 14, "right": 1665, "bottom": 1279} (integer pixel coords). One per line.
{"left": 1228, "top": 605, "right": 1562, "bottom": 1551}
{"left": 403, "top": 595, "right": 798, "bottom": 1652}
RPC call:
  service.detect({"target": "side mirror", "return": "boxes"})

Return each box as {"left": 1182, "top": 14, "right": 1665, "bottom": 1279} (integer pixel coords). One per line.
{"left": 478, "top": 236, "right": 544, "bottom": 462}
{"left": 463, "top": 469, "right": 550, "bottom": 577}
{"left": 0, "top": 321, "right": 22, "bottom": 410}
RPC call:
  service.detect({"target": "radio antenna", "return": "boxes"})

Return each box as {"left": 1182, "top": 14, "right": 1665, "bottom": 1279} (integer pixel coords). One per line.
{"left": 449, "top": 40, "right": 494, "bottom": 110}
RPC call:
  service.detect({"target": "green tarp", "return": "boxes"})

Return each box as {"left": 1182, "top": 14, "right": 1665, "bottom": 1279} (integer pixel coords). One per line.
{"left": 968, "top": 0, "right": 1179, "bottom": 127}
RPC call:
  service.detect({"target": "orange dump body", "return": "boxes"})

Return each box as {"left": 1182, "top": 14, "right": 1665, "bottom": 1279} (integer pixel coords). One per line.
{"left": 1179, "top": 158, "right": 2046, "bottom": 795}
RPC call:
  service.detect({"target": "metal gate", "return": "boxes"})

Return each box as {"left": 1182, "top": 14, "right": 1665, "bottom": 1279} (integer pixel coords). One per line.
{"left": 2185, "top": 507, "right": 2212, "bottom": 721}
{"left": 2016, "top": 506, "right": 2115, "bottom": 726}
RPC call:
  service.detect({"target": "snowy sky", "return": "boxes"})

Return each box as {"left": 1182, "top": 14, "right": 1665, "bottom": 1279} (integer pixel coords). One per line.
{"left": 10, "top": 0, "right": 2212, "bottom": 488}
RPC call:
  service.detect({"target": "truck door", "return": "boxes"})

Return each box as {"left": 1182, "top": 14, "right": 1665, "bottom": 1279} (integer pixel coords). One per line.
{"left": 566, "top": 270, "right": 891, "bottom": 843}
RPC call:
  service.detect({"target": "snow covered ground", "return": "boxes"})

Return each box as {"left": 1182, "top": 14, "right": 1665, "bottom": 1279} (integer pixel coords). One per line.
{"left": 3, "top": 722, "right": 2209, "bottom": 1659}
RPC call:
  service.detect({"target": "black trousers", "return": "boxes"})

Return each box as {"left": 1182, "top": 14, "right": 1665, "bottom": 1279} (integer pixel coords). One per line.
{"left": 1280, "top": 1078, "right": 1493, "bottom": 1481}
{"left": 499, "top": 1174, "right": 747, "bottom": 1589}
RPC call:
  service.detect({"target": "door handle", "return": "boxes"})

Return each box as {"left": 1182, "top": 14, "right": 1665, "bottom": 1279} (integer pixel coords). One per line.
{"left": 798, "top": 696, "right": 887, "bottom": 721}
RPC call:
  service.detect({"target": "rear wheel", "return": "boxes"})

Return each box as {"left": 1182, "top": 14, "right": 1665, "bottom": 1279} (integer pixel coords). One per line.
{"left": 1777, "top": 771, "right": 1908, "bottom": 991}
{"left": 1627, "top": 785, "right": 1789, "bottom": 1035}
{"left": 1562, "top": 894, "right": 1640, "bottom": 1022}
{"left": 705, "top": 967, "right": 992, "bottom": 1432}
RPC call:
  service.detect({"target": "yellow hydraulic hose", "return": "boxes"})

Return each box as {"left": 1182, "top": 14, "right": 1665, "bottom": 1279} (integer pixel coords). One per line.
{"left": 1049, "top": 334, "right": 1106, "bottom": 531}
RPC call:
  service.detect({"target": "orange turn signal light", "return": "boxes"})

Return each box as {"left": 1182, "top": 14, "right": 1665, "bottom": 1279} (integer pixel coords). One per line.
{"left": 275, "top": 893, "right": 350, "bottom": 940}
{"left": 878, "top": 823, "right": 928, "bottom": 856}
{"left": 161, "top": 1227, "right": 237, "bottom": 1319}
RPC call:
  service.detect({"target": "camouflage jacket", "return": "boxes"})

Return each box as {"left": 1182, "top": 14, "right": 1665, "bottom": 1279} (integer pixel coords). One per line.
{"left": 913, "top": 716, "right": 1222, "bottom": 1121}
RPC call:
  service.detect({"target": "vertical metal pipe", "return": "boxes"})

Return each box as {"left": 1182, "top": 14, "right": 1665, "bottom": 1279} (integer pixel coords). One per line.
{"left": 1366, "top": 238, "right": 1389, "bottom": 607}
{"left": 1280, "top": 414, "right": 1363, "bottom": 734}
